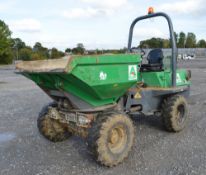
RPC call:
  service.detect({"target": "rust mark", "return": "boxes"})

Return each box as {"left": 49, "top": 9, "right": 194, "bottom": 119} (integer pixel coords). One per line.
{"left": 96, "top": 57, "right": 99, "bottom": 64}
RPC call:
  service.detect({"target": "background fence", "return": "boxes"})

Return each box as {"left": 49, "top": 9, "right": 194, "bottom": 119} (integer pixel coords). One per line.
{"left": 134, "top": 48, "right": 206, "bottom": 69}
{"left": 140, "top": 48, "right": 206, "bottom": 58}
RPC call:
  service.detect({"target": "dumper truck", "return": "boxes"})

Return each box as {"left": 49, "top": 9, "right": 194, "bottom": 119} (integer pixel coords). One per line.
{"left": 16, "top": 9, "right": 191, "bottom": 167}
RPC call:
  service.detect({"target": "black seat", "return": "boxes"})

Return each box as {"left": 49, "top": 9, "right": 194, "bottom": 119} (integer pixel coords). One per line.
{"left": 140, "top": 49, "right": 164, "bottom": 71}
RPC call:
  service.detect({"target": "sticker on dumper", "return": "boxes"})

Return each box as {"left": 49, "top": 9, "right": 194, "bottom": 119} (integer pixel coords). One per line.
{"left": 99, "top": 71, "right": 107, "bottom": 80}
{"left": 176, "top": 73, "right": 182, "bottom": 83}
{"left": 128, "top": 65, "right": 137, "bottom": 80}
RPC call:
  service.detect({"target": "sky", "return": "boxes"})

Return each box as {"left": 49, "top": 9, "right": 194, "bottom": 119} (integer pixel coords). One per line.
{"left": 1, "top": 0, "right": 206, "bottom": 51}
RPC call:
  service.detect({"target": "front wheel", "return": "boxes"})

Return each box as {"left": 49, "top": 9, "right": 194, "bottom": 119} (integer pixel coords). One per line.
{"left": 37, "top": 103, "right": 72, "bottom": 142}
{"left": 161, "top": 95, "right": 189, "bottom": 132}
{"left": 87, "top": 112, "right": 135, "bottom": 167}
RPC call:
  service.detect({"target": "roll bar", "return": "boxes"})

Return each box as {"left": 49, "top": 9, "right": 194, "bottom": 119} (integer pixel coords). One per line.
{"left": 127, "top": 12, "right": 177, "bottom": 87}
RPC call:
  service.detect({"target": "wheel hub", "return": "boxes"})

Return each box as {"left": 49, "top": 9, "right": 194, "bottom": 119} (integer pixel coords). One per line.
{"left": 110, "top": 128, "right": 121, "bottom": 144}
{"left": 108, "top": 125, "right": 127, "bottom": 153}
{"left": 176, "top": 104, "right": 185, "bottom": 124}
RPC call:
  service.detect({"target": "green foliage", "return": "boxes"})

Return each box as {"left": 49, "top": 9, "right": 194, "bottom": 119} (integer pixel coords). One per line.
{"left": 86, "top": 48, "right": 127, "bottom": 55}
{"left": 33, "top": 42, "right": 42, "bottom": 51}
{"left": 0, "top": 20, "right": 13, "bottom": 64}
{"left": 185, "top": 32, "right": 196, "bottom": 48}
{"left": 50, "top": 48, "right": 65, "bottom": 59}
{"left": 16, "top": 41, "right": 65, "bottom": 61}
{"left": 174, "top": 32, "right": 178, "bottom": 44}
{"left": 162, "top": 39, "right": 170, "bottom": 48}
{"left": 18, "top": 46, "right": 48, "bottom": 61}
{"left": 77, "top": 43, "right": 84, "bottom": 48}
{"left": 19, "top": 47, "right": 32, "bottom": 61}
{"left": 72, "top": 43, "right": 85, "bottom": 55}
{"left": 31, "top": 52, "right": 45, "bottom": 60}
{"left": 12, "top": 38, "right": 26, "bottom": 50}
{"left": 197, "top": 39, "right": 206, "bottom": 48}
{"left": 33, "top": 42, "right": 49, "bottom": 59}
{"left": 0, "top": 52, "right": 13, "bottom": 64}
{"left": 65, "top": 48, "right": 72, "bottom": 53}
{"left": 140, "top": 38, "right": 170, "bottom": 48}
{"left": 139, "top": 32, "right": 206, "bottom": 49}
{"left": 177, "top": 32, "right": 186, "bottom": 48}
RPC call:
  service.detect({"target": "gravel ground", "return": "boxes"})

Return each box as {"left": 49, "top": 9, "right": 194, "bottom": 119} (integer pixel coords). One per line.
{"left": 0, "top": 58, "right": 206, "bottom": 175}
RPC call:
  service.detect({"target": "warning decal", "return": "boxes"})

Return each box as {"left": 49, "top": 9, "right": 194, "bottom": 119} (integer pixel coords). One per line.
{"left": 176, "top": 73, "right": 182, "bottom": 83}
{"left": 128, "top": 65, "right": 137, "bottom": 80}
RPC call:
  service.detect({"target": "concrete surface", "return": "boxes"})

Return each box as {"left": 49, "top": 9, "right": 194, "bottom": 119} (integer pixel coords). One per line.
{"left": 0, "top": 58, "right": 206, "bottom": 175}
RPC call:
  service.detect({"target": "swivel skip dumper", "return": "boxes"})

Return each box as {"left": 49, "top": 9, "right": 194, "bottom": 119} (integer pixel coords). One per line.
{"left": 16, "top": 9, "right": 191, "bottom": 167}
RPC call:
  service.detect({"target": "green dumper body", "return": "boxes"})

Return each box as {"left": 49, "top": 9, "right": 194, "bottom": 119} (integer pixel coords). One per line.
{"left": 16, "top": 54, "right": 190, "bottom": 108}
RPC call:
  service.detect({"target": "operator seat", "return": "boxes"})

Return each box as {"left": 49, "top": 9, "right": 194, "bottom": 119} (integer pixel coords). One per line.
{"left": 140, "top": 49, "right": 164, "bottom": 71}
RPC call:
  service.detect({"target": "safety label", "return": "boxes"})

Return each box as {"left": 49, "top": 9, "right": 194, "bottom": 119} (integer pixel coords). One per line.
{"left": 176, "top": 73, "right": 182, "bottom": 83}
{"left": 128, "top": 65, "right": 137, "bottom": 80}
{"left": 99, "top": 71, "right": 107, "bottom": 80}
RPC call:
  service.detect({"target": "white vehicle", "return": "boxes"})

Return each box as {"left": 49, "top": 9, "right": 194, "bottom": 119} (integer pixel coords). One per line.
{"left": 182, "top": 54, "right": 196, "bottom": 60}
{"left": 177, "top": 54, "right": 182, "bottom": 60}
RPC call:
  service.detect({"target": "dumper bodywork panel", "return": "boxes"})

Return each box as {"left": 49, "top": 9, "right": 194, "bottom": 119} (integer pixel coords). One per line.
{"left": 140, "top": 69, "right": 190, "bottom": 87}
{"left": 18, "top": 54, "right": 142, "bottom": 107}
{"left": 16, "top": 54, "right": 190, "bottom": 108}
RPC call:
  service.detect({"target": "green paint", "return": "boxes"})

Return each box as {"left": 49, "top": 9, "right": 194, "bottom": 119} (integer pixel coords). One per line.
{"left": 140, "top": 69, "right": 190, "bottom": 87}
{"left": 20, "top": 53, "right": 190, "bottom": 107}
{"left": 23, "top": 54, "right": 141, "bottom": 107}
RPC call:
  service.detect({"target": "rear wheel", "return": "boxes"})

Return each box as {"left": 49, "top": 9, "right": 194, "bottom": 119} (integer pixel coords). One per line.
{"left": 162, "top": 95, "right": 189, "bottom": 132}
{"left": 87, "top": 112, "right": 135, "bottom": 167}
{"left": 37, "top": 103, "right": 72, "bottom": 142}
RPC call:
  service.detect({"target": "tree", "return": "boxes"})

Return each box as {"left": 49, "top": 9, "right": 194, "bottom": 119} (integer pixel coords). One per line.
{"left": 185, "top": 32, "right": 196, "bottom": 48}
{"left": 50, "top": 48, "right": 64, "bottom": 59}
{"left": 162, "top": 39, "right": 170, "bottom": 48}
{"left": 18, "top": 47, "right": 32, "bottom": 61}
{"left": 31, "top": 52, "right": 46, "bottom": 60}
{"left": 12, "top": 38, "right": 26, "bottom": 60}
{"left": 33, "top": 42, "right": 43, "bottom": 52}
{"left": 177, "top": 32, "right": 186, "bottom": 48}
{"left": 12, "top": 38, "right": 26, "bottom": 50}
{"left": 197, "top": 39, "right": 206, "bottom": 48}
{"left": 0, "top": 20, "right": 13, "bottom": 64}
{"left": 174, "top": 32, "right": 178, "bottom": 44}
{"left": 119, "top": 47, "right": 128, "bottom": 53}
{"left": 65, "top": 48, "right": 72, "bottom": 53}
{"left": 139, "top": 38, "right": 170, "bottom": 48}
{"left": 77, "top": 43, "right": 84, "bottom": 48}
{"left": 72, "top": 43, "right": 85, "bottom": 54}
{"left": 33, "top": 42, "right": 49, "bottom": 59}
